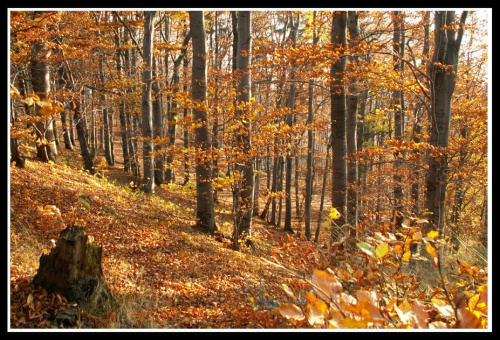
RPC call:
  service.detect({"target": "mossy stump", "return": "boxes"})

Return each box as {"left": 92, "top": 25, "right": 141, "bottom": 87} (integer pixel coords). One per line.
{"left": 33, "top": 225, "right": 115, "bottom": 311}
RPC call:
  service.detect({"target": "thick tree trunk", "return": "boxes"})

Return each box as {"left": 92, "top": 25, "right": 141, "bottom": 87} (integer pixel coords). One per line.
{"left": 190, "top": 11, "right": 216, "bottom": 234}
{"left": 330, "top": 11, "right": 348, "bottom": 228}
{"left": 141, "top": 11, "right": 156, "bottom": 193}
{"left": 425, "top": 11, "right": 467, "bottom": 234}
{"left": 233, "top": 11, "right": 254, "bottom": 246}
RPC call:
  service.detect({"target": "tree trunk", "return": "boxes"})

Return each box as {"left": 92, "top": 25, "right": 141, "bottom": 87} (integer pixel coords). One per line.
{"left": 99, "top": 59, "right": 114, "bottom": 166}
{"left": 152, "top": 56, "right": 165, "bottom": 184}
{"left": 314, "top": 135, "right": 332, "bottom": 243}
{"left": 190, "top": 11, "right": 216, "bottom": 234}
{"left": 304, "top": 12, "right": 319, "bottom": 240}
{"left": 233, "top": 11, "right": 254, "bottom": 247}
{"left": 166, "top": 30, "right": 191, "bottom": 183}
{"left": 425, "top": 11, "right": 467, "bottom": 234}
{"left": 73, "top": 99, "right": 95, "bottom": 173}
{"left": 114, "top": 29, "right": 130, "bottom": 173}
{"left": 392, "top": 11, "right": 405, "bottom": 230}
{"left": 346, "top": 11, "right": 360, "bottom": 234}
{"left": 330, "top": 11, "right": 348, "bottom": 228}
{"left": 182, "top": 55, "right": 190, "bottom": 185}
{"left": 31, "top": 38, "right": 58, "bottom": 163}
{"left": 141, "top": 11, "right": 156, "bottom": 193}
{"left": 283, "top": 13, "right": 299, "bottom": 234}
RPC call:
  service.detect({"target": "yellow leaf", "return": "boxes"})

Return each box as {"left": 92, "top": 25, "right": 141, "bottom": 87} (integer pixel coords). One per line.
{"left": 27, "top": 293, "right": 34, "bottom": 305}
{"left": 339, "top": 317, "right": 367, "bottom": 328}
{"left": 426, "top": 243, "right": 437, "bottom": 259}
{"left": 375, "top": 242, "right": 389, "bottom": 258}
{"left": 427, "top": 230, "right": 439, "bottom": 239}
{"left": 329, "top": 207, "right": 341, "bottom": 220}
{"left": 402, "top": 251, "right": 411, "bottom": 262}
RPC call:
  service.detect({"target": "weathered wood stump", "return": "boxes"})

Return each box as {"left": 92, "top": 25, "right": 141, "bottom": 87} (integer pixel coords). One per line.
{"left": 33, "top": 225, "right": 115, "bottom": 311}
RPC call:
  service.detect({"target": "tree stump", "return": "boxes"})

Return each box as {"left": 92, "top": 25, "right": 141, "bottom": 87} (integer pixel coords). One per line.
{"left": 33, "top": 225, "right": 115, "bottom": 311}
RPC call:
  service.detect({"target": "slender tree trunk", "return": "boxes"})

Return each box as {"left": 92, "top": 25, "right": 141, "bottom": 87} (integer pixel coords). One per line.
{"left": 31, "top": 38, "right": 58, "bottom": 163}
{"left": 60, "top": 111, "right": 74, "bottom": 150}
{"left": 99, "top": 59, "right": 114, "bottom": 166}
{"left": 425, "top": 11, "right": 467, "bottom": 234}
{"left": 233, "top": 11, "right": 254, "bottom": 247}
{"left": 73, "top": 98, "right": 95, "bottom": 173}
{"left": 330, "top": 11, "right": 348, "bottom": 229}
{"left": 304, "top": 12, "right": 319, "bottom": 240}
{"left": 153, "top": 56, "right": 165, "bottom": 184}
{"left": 182, "top": 55, "right": 190, "bottom": 185}
{"left": 190, "top": 11, "right": 216, "bottom": 234}
{"left": 411, "top": 12, "right": 430, "bottom": 216}
{"left": 346, "top": 11, "right": 360, "bottom": 235}
{"left": 392, "top": 11, "right": 405, "bottom": 230}
{"left": 114, "top": 29, "right": 130, "bottom": 172}
{"left": 283, "top": 14, "right": 299, "bottom": 234}
{"left": 166, "top": 30, "right": 191, "bottom": 183}
{"left": 314, "top": 135, "right": 332, "bottom": 243}
{"left": 141, "top": 11, "right": 156, "bottom": 193}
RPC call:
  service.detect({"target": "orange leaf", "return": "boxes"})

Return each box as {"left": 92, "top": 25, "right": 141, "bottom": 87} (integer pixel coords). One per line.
{"left": 311, "top": 269, "right": 343, "bottom": 302}
{"left": 279, "top": 303, "right": 305, "bottom": 321}
{"left": 456, "top": 307, "right": 482, "bottom": 328}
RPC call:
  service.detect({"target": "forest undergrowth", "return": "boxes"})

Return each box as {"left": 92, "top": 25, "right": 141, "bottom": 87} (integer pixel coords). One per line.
{"left": 9, "top": 146, "right": 488, "bottom": 330}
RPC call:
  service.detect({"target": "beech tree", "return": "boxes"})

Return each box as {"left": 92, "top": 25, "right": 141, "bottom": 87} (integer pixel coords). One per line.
{"left": 30, "top": 12, "right": 58, "bottom": 163}
{"left": 141, "top": 11, "right": 156, "bottom": 193}
{"left": 189, "top": 11, "right": 216, "bottom": 233}
{"left": 233, "top": 11, "right": 254, "bottom": 247}
{"left": 425, "top": 11, "right": 468, "bottom": 233}
{"left": 330, "top": 11, "right": 348, "bottom": 229}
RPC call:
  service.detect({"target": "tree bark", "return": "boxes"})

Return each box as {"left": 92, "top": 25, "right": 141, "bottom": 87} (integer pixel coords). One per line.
{"left": 73, "top": 98, "right": 95, "bottom": 173}
{"left": 330, "top": 11, "right": 348, "bottom": 228}
{"left": 114, "top": 29, "right": 130, "bottom": 173}
{"left": 166, "top": 30, "right": 191, "bottom": 183}
{"left": 392, "top": 11, "right": 405, "bottom": 230}
{"left": 152, "top": 56, "right": 165, "bottom": 184}
{"left": 190, "top": 11, "right": 216, "bottom": 234}
{"left": 233, "top": 11, "right": 254, "bottom": 246}
{"left": 99, "top": 59, "right": 114, "bottom": 166}
{"left": 31, "top": 37, "right": 58, "bottom": 163}
{"left": 304, "top": 13, "right": 320, "bottom": 240}
{"left": 425, "top": 11, "right": 467, "bottom": 234}
{"left": 141, "top": 11, "right": 156, "bottom": 193}
{"left": 283, "top": 14, "right": 299, "bottom": 234}
{"left": 346, "top": 11, "right": 360, "bottom": 234}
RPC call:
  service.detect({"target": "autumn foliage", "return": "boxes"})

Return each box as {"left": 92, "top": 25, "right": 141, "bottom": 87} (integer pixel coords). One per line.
{"left": 9, "top": 9, "right": 489, "bottom": 330}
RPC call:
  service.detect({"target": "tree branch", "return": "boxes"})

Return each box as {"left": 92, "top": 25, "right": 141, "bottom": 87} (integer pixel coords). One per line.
{"left": 113, "top": 11, "right": 144, "bottom": 59}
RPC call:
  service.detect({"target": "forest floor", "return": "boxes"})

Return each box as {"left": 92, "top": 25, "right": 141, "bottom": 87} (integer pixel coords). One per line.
{"left": 9, "top": 145, "right": 336, "bottom": 329}
{"left": 9, "top": 143, "right": 489, "bottom": 330}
